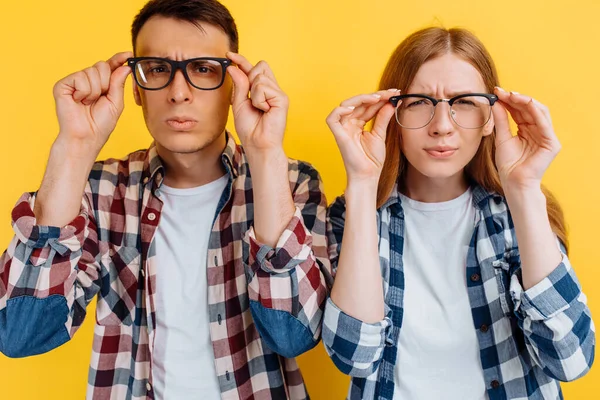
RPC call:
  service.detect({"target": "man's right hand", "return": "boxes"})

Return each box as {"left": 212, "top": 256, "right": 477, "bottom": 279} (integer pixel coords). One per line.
{"left": 32, "top": 52, "right": 132, "bottom": 227}
{"left": 53, "top": 51, "right": 132, "bottom": 155}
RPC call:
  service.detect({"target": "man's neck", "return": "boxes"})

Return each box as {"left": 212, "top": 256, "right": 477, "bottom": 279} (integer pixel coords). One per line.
{"left": 157, "top": 132, "right": 228, "bottom": 189}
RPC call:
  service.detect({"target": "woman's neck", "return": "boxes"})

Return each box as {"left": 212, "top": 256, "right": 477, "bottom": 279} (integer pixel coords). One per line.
{"left": 401, "top": 165, "right": 469, "bottom": 203}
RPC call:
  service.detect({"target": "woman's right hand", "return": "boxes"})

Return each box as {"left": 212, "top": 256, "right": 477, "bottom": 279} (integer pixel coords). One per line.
{"left": 326, "top": 89, "right": 398, "bottom": 186}
{"left": 53, "top": 51, "right": 132, "bottom": 156}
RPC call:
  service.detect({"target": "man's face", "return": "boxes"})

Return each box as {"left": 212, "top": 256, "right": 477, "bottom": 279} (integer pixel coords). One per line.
{"left": 133, "top": 16, "right": 233, "bottom": 154}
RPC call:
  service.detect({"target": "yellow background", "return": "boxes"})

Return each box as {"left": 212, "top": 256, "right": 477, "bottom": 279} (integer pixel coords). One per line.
{"left": 0, "top": 0, "right": 598, "bottom": 398}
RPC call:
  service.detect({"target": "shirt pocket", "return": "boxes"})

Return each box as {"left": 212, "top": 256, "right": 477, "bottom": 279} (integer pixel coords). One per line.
{"left": 96, "top": 245, "right": 141, "bottom": 326}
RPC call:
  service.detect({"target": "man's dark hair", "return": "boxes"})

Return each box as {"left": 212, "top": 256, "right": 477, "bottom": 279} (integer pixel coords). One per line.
{"left": 131, "top": 0, "right": 239, "bottom": 54}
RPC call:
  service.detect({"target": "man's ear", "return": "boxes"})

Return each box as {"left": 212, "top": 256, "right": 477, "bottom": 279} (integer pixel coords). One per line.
{"left": 133, "top": 79, "right": 142, "bottom": 106}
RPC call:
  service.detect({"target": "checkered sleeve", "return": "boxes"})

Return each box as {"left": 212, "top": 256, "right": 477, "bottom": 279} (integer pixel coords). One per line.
{"left": 322, "top": 298, "right": 391, "bottom": 378}
{"left": 245, "top": 161, "right": 333, "bottom": 357}
{"left": 510, "top": 248, "right": 596, "bottom": 382}
{"left": 0, "top": 190, "right": 102, "bottom": 357}
{"left": 322, "top": 196, "right": 392, "bottom": 378}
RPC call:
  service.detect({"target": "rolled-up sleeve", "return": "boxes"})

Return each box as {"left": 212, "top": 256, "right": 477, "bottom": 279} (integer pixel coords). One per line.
{"left": 244, "top": 162, "right": 332, "bottom": 358}
{"left": 511, "top": 251, "right": 595, "bottom": 382}
{"left": 0, "top": 191, "right": 102, "bottom": 358}
{"left": 322, "top": 297, "right": 392, "bottom": 378}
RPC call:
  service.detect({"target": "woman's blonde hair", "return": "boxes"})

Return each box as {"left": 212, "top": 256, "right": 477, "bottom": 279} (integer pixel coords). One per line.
{"left": 376, "top": 27, "right": 568, "bottom": 251}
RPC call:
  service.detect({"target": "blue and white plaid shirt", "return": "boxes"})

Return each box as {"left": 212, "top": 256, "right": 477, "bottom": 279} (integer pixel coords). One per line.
{"left": 323, "top": 185, "right": 595, "bottom": 400}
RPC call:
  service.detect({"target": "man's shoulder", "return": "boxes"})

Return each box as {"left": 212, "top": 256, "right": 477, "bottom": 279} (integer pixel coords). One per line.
{"left": 88, "top": 148, "right": 150, "bottom": 187}
{"left": 234, "top": 144, "right": 322, "bottom": 182}
{"left": 287, "top": 157, "right": 321, "bottom": 180}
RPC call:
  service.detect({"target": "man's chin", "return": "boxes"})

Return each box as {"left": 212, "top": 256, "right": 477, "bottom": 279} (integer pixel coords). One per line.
{"left": 152, "top": 131, "right": 225, "bottom": 156}
{"left": 158, "top": 143, "right": 205, "bottom": 155}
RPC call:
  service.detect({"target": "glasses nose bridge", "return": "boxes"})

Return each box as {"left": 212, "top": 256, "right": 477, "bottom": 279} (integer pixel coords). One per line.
{"left": 429, "top": 98, "right": 456, "bottom": 129}
{"left": 169, "top": 60, "right": 193, "bottom": 88}
{"left": 431, "top": 98, "right": 453, "bottom": 116}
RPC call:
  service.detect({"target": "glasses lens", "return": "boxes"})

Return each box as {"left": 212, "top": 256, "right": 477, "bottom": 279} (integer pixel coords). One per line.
{"left": 451, "top": 96, "right": 492, "bottom": 128}
{"left": 186, "top": 59, "right": 224, "bottom": 90}
{"left": 395, "top": 96, "right": 435, "bottom": 129}
{"left": 134, "top": 59, "right": 172, "bottom": 89}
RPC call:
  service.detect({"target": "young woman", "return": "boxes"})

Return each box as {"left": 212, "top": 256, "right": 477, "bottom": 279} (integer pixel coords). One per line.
{"left": 322, "top": 27, "right": 595, "bottom": 400}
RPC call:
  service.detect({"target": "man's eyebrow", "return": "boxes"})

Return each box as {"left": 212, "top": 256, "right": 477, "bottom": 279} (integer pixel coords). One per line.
{"left": 134, "top": 54, "right": 222, "bottom": 60}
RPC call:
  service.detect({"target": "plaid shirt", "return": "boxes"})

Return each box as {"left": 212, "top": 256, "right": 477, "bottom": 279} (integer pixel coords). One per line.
{"left": 0, "top": 133, "right": 333, "bottom": 400}
{"left": 323, "top": 184, "right": 595, "bottom": 400}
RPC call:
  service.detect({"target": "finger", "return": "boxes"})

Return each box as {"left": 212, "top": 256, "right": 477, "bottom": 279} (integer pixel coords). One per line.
{"left": 249, "top": 75, "right": 285, "bottom": 110}
{"left": 248, "top": 60, "right": 278, "bottom": 86}
{"left": 71, "top": 72, "right": 92, "bottom": 103}
{"left": 250, "top": 74, "right": 279, "bottom": 93}
{"left": 532, "top": 98, "right": 552, "bottom": 124}
{"left": 491, "top": 101, "right": 513, "bottom": 146}
{"left": 342, "top": 98, "right": 388, "bottom": 127}
{"left": 494, "top": 87, "right": 527, "bottom": 123}
{"left": 371, "top": 103, "right": 395, "bottom": 140}
{"left": 495, "top": 87, "right": 536, "bottom": 124}
{"left": 340, "top": 93, "right": 383, "bottom": 108}
{"left": 226, "top": 65, "right": 250, "bottom": 110}
{"left": 82, "top": 67, "right": 102, "bottom": 105}
{"left": 93, "top": 61, "right": 111, "bottom": 95}
{"left": 358, "top": 88, "right": 399, "bottom": 115}
{"left": 226, "top": 52, "right": 254, "bottom": 75}
{"left": 498, "top": 100, "right": 528, "bottom": 125}
{"left": 326, "top": 106, "right": 357, "bottom": 138}
{"left": 250, "top": 82, "right": 287, "bottom": 112}
{"left": 106, "top": 65, "right": 132, "bottom": 109}
{"left": 525, "top": 98, "right": 552, "bottom": 132}
{"left": 343, "top": 89, "right": 400, "bottom": 122}
{"left": 107, "top": 51, "right": 133, "bottom": 72}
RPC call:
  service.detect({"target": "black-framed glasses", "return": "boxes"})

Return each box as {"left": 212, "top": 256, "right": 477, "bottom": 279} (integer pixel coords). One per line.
{"left": 127, "top": 57, "right": 231, "bottom": 91}
{"left": 389, "top": 93, "right": 498, "bottom": 129}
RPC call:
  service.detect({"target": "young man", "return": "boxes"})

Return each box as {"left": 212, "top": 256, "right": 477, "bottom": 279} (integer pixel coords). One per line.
{"left": 0, "top": 1, "right": 331, "bottom": 399}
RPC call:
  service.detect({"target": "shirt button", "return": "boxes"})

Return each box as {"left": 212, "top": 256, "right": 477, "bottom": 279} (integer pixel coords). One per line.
{"left": 480, "top": 324, "right": 489, "bottom": 333}
{"left": 491, "top": 380, "right": 500, "bottom": 389}
{"left": 470, "top": 273, "right": 481, "bottom": 282}
{"left": 146, "top": 382, "right": 152, "bottom": 391}
{"left": 148, "top": 212, "right": 156, "bottom": 221}
{"left": 143, "top": 177, "right": 149, "bottom": 185}
{"left": 141, "top": 269, "right": 145, "bottom": 278}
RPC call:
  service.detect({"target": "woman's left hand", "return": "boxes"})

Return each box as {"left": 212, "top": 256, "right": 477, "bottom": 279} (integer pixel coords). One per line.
{"left": 492, "top": 87, "right": 561, "bottom": 191}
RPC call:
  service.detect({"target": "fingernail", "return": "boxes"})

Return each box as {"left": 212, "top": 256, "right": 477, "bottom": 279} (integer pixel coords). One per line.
{"left": 388, "top": 88, "right": 398, "bottom": 92}
{"left": 495, "top": 86, "right": 506, "bottom": 92}
{"left": 372, "top": 93, "right": 381, "bottom": 98}
{"left": 347, "top": 106, "right": 355, "bottom": 110}
{"left": 510, "top": 91, "right": 520, "bottom": 95}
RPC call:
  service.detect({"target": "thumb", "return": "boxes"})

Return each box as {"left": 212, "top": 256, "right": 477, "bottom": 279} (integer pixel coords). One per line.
{"left": 372, "top": 103, "right": 395, "bottom": 140}
{"left": 107, "top": 65, "right": 131, "bottom": 108}
{"left": 227, "top": 66, "right": 250, "bottom": 110}
{"left": 492, "top": 102, "right": 513, "bottom": 146}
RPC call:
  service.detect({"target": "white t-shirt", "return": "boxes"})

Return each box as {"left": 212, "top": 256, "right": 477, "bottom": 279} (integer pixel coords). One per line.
{"left": 393, "top": 189, "right": 487, "bottom": 400}
{"left": 152, "top": 175, "right": 228, "bottom": 400}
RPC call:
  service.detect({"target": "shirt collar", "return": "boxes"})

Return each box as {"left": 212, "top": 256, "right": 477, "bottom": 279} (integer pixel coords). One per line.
{"left": 141, "top": 131, "right": 240, "bottom": 189}
{"left": 380, "top": 180, "right": 504, "bottom": 215}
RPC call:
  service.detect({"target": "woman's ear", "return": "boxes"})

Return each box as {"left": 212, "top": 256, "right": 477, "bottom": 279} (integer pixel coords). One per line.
{"left": 482, "top": 115, "right": 495, "bottom": 137}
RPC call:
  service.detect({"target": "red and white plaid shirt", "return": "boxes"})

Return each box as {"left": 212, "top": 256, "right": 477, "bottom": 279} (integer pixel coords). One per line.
{"left": 0, "top": 133, "right": 332, "bottom": 399}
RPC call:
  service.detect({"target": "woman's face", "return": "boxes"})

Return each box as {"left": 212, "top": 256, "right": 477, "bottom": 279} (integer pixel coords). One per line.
{"left": 399, "top": 53, "right": 495, "bottom": 181}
